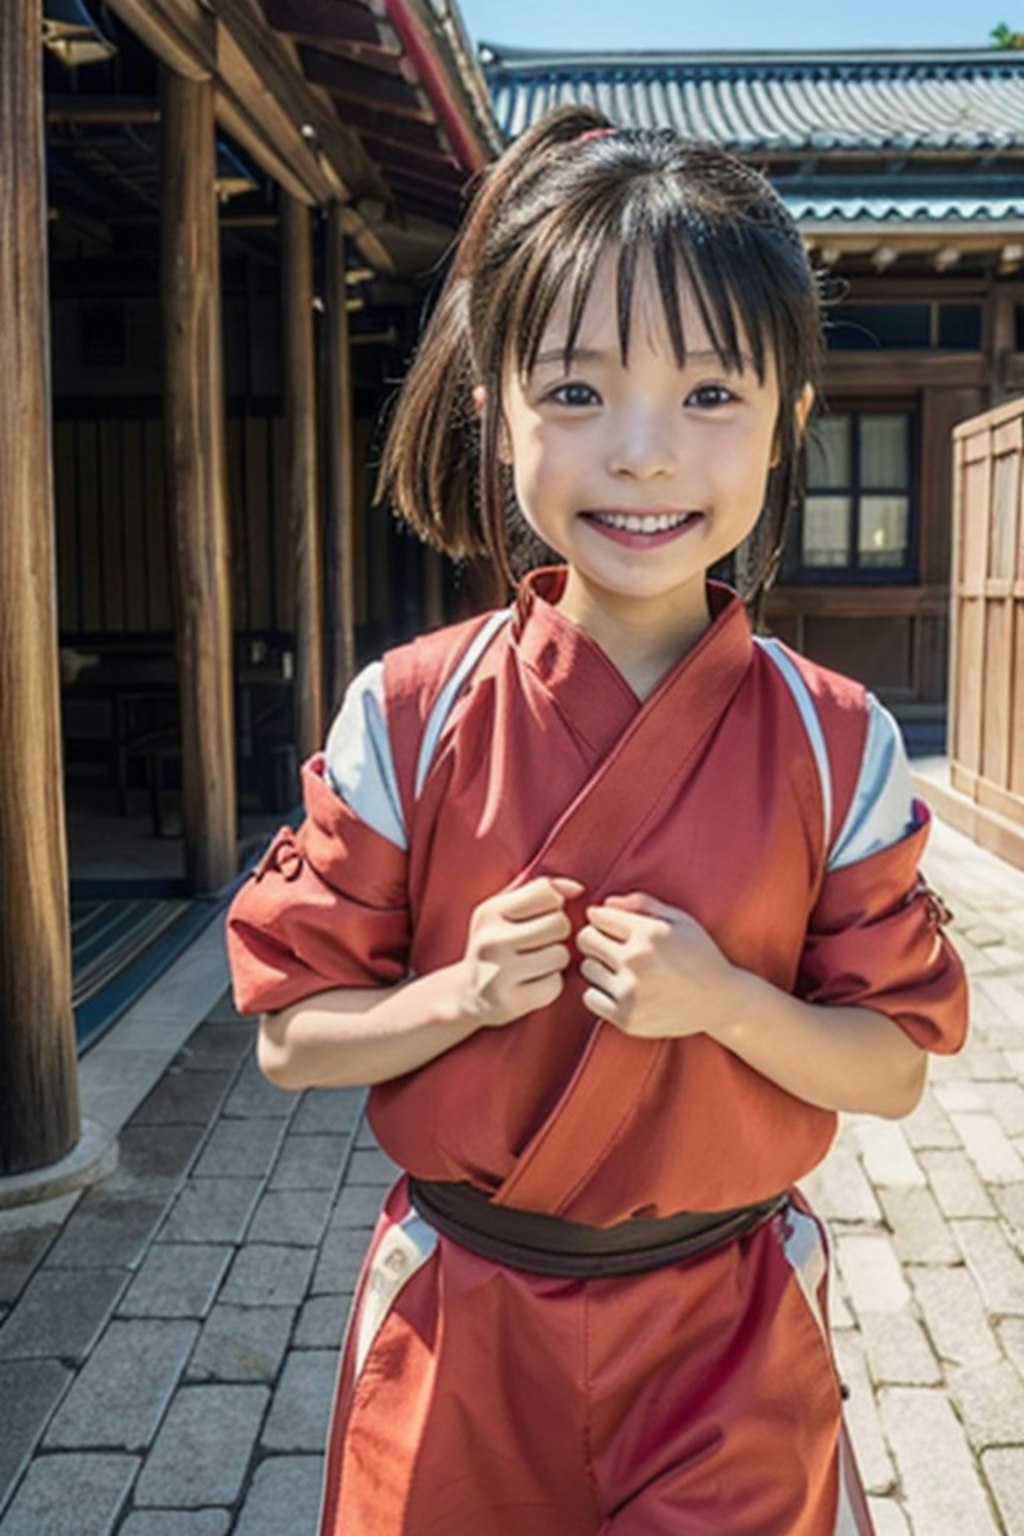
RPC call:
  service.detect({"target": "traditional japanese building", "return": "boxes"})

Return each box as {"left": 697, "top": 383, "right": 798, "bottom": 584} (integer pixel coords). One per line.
{"left": 483, "top": 45, "right": 1024, "bottom": 728}
{"left": 1, "top": 0, "right": 498, "bottom": 1179}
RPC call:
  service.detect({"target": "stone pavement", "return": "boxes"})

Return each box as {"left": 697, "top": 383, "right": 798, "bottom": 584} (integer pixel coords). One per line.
{"left": 0, "top": 811, "right": 1023, "bottom": 1535}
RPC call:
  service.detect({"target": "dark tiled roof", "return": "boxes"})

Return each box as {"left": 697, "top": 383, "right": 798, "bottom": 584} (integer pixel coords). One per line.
{"left": 777, "top": 175, "right": 1024, "bottom": 225}
{"left": 483, "top": 47, "right": 1024, "bottom": 153}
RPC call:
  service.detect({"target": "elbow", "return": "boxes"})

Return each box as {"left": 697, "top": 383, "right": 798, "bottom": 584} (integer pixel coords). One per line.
{"left": 876, "top": 1049, "right": 928, "bottom": 1120}
{"left": 256, "top": 1013, "right": 306, "bottom": 1091}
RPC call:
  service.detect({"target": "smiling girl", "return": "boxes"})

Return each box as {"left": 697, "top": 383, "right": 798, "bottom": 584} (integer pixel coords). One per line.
{"left": 227, "top": 107, "right": 967, "bottom": 1535}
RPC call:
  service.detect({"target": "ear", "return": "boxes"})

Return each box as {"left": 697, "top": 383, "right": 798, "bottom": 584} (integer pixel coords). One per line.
{"left": 471, "top": 383, "right": 486, "bottom": 417}
{"left": 794, "top": 382, "right": 815, "bottom": 441}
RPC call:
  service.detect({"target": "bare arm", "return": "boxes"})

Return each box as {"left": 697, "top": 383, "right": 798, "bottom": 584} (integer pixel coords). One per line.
{"left": 578, "top": 892, "right": 927, "bottom": 1121}
{"left": 257, "top": 875, "right": 582, "bottom": 1091}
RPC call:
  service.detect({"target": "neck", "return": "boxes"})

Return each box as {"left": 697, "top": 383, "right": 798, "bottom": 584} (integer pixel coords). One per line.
{"left": 555, "top": 570, "right": 713, "bottom": 699}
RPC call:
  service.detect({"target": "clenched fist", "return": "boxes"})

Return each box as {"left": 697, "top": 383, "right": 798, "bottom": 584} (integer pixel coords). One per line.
{"left": 457, "top": 876, "right": 583, "bottom": 1028}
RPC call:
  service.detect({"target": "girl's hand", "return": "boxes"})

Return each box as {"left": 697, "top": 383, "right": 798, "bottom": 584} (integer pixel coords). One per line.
{"left": 577, "top": 892, "right": 741, "bottom": 1040}
{"left": 458, "top": 876, "right": 583, "bottom": 1028}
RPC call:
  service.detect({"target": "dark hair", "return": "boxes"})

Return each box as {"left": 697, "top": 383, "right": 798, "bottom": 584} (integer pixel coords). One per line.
{"left": 376, "top": 105, "right": 823, "bottom": 616}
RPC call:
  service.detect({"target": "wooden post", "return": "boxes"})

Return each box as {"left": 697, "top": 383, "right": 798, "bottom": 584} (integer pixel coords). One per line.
{"left": 0, "top": 0, "right": 80, "bottom": 1172}
{"left": 282, "top": 193, "right": 324, "bottom": 759}
{"left": 325, "top": 202, "right": 357, "bottom": 712}
{"left": 161, "top": 69, "right": 237, "bottom": 892}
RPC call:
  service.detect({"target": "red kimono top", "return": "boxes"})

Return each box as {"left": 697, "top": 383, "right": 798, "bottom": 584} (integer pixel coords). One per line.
{"left": 227, "top": 570, "right": 967, "bottom": 1225}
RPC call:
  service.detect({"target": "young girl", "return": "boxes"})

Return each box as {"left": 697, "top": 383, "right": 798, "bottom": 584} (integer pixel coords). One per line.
{"left": 227, "top": 106, "right": 967, "bottom": 1536}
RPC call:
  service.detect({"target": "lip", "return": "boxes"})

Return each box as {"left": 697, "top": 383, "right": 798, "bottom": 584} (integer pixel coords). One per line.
{"left": 580, "top": 509, "right": 706, "bottom": 549}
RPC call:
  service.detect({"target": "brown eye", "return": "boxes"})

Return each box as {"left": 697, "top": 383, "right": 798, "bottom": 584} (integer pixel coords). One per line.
{"left": 686, "top": 384, "right": 736, "bottom": 409}
{"left": 549, "top": 382, "right": 600, "bottom": 407}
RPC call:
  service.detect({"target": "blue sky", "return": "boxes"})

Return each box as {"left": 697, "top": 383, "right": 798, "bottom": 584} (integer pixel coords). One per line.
{"left": 455, "top": 0, "right": 1010, "bottom": 52}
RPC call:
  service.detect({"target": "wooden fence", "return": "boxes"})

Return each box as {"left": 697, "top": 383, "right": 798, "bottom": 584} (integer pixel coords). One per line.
{"left": 949, "top": 396, "right": 1024, "bottom": 867}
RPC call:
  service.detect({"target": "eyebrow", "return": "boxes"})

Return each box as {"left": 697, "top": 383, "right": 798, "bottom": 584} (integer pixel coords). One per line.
{"left": 531, "top": 346, "right": 756, "bottom": 371}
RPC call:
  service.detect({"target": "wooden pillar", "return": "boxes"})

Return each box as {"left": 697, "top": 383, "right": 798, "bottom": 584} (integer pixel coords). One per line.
{"left": 282, "top": 194, "right": 324, "bottom": 759}
{"left": 161, "top": 69, "right": 236, "bottom": 893}
{"left": 325, "top": 202, "right": 357, "bottom": 712}
{"left": 0, "top": 0, "right": 79, "bottom": 1173}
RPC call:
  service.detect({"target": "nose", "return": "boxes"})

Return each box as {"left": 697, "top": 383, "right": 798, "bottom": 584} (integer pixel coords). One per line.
{"left": 605, "top": 408, "right": 678, "bottom": 480}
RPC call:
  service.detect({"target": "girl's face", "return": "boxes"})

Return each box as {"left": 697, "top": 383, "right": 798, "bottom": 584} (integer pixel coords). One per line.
{"left": 499, "top": 247, "right": 791, "bottom": 631}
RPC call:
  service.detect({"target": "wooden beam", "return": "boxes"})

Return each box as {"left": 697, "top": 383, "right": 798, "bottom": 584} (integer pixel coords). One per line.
{"left": 161, "top": 69, "right": 237, "bottom": 893}
{"left": 0, "top": 0, "right": 79, "bottom": 1173}
{"left": 103, "top": 0, "right": 216, "bottom": 80}
{"left": 282, "top": 193, "right": 324, "bottom": 759}
{"left": 325, "top": 203, "right": 357, "bottom": 711}
{"left": 300, "top": 45, "right": 429, "bottom": 118}
{"left": 262, "top": 0, "right": 381, "bottom": 49}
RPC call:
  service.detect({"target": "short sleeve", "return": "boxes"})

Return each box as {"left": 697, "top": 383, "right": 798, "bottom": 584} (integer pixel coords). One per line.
{"left": 226, "top": 665, "right": 410, "bottom": 1015}
{"left": 797, "top": 704, "right": 968, "bottom": 1054}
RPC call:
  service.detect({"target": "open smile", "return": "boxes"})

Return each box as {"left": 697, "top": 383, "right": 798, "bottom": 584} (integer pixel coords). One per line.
{"left": 580, "top": 509, "right": 706, "bottom": 547}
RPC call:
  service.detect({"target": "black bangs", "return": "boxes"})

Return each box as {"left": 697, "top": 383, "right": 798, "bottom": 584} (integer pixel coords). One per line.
{"left": 508, "top": 187, "right": 794, "bottom": 386}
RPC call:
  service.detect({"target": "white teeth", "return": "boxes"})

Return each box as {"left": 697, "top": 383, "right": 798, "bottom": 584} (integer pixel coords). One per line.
{"left": 591, "top": 511, "right": 693, "bottom": 533}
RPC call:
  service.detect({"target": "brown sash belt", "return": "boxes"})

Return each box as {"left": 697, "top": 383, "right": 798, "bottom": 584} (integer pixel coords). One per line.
{"left": 408, "top": 1177, "right": 789, "bottom": 1278}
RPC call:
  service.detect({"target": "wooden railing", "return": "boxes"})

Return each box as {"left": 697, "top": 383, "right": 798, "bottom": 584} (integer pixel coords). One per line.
{"left": 949, "top": 396, "right": 1024, "bottom": 863}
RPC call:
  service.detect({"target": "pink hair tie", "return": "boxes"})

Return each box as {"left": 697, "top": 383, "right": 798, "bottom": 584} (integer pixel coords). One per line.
{"left": 577, "top": 127, "right": 617, "bottom": 144}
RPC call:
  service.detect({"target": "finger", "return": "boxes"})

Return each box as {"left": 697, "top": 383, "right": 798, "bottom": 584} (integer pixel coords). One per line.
{"left": 515, "top": 943, "right": 572, "bottom": 982}
{"left": 603, "top": 892, "right": 676, "bottom": 918}
{"left": 583, "top": 905, "right": 638, "bottom": 942}
{"left": 507, "top": 910, "right": 573, "bottom": 952}
{"left": 502, "top": 877, "right": 581, "bottom": 922}
{"left": 579, "top": 956, "right": 619, "bottom": 996}
{"left": 582, "top": 985, "right": 619, "bottom": 1023}
{"left": 576, "top": 923, "right": 623, "bottom": 967}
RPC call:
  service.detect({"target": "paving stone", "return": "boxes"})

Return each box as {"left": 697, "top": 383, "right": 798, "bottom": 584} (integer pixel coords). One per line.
{"left": 982, "top": 1447, "right": 1024, "bottom": 1536}
{"left": 133, "top": 1384, "right": 268, "bottom": 1508}
{"left": 132, "top": 1068, "right": 231, "bottom": 1126}
{"left": 0, "top": 1221, "right": 62, "bottom": 1307}
{"left": 967, "top": 1048, "right": 1015, "bottom": 1083}
{"left": 345, "top": 1147, "right": 401, "bottom": 1186}
{"left": 951, "top": 1112, "right": 1024, "bottom": 1183}
{"left": 331, "top": 1183, "right": 386, "bottom": 1228}
{"left": 171, "top": 1020, "right": 252, "bottom": 1072}
{"left": 948, "top": 1359, "right": 1024, "bottom": 1450}
{"left": 291, "top": 1088, "right": 365, "bottom": 1136}
{"left": 918, "top": 1148, "right": 996, "bottom": 1219}
{"left": 312, "top": 1218, "right": 371, "bottom": 1296}
{"left": 0, "top": 1267, "right": 125, "bottom": 1363}
{"left": 44, "top": 1194, "right": 167, "bottom": 1270}
{"left": 900, "top": 1091, "right": 960, "bottom": 1152}
{"left": 118, "top": 1513, "right": 231, "bottom": 1536}
{"left": 879, "top": 1386, "right": 1000, "bottom": 1535}
{"left": 190, "top": 1119, "right": 286, "bottom": 1180}
{"left": 858, "top": 1311, "right": 941, "bottom": 1387}
{"left": 220, "top": 1245, "right": 315, "bottom": 1308}
{"left": 832, "top": 1333, "right": 895, "bottom": 1496}
{"left": 354, "top": 1115, "right": 378, "bottom": 1149}
{"left": 233, "top": 1455, "right": 324, "bottom": 1536}
{"left": 800, "top": 1144, "right": 882, "bottom": 1224}
{"left": 997, "top": 1317, "right": 1024, "bottom": 1381}
{"left": 982, "top": 1081, "right": 1024, "bottom": 1136}
{"left": 865, "top": 1498, "right": 911, "bottom": 1536}
{"left": 202, "top": 989, "right": 245, "bottom": 1024}
{"left": 293, "top": 1294, "right": 349, "bottom": 1350}
{"left": 876, "top": 1186, "right": 961, "bottom": 1265}
{"left": 187, "top": 1304, "right": 294, "bottom": 1383}
{"left": 910, "top": 1265, "right": 1002, "bottom": 1368}
{"left": 0, "top": 1360, "right": 72, "bottom": 1503}
{"left": 245, "top": 1187, "right": 336, "bottom": 1248}
{"left": 852, "top": 1120, "right": 926, "bottom": 1189}
{"left": 43, "top": 1319, "right": 197, "bottom": 1452}
{"left": 834, "top": 1234, "right": 909, "bottom": 1316}
{"left": 118, "top": 1245, "right": 232, "bottom": 1320}
{"left": 261, "top": 1350, "right": 337, "bottom": 1451}
{"left": 100, "top": 1124, "right": 206, "bottom": 1196}
{"left": 932, "top": 1080, "right": 987, "bottom": 1114}
{"left": 158, "top": 1178, "right": 262, "bottom": 1245}
{"left": 952, "top": 1218, "right": 1024, "bottom": 1315}
{"left": 0, "top": 1452, "right": 138, "bottom": 1536}
{"left": 993, "top": 1183, "right": 1024, "bottom": 1248}
{"left": 268, "top": 1134, "right": 349, "bottom": 1191}
{"left": 222, "top": 1056, "right": 295, "bottom": 1120}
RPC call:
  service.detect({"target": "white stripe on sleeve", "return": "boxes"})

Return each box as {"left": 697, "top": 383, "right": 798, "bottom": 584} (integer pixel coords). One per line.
{"left": 828, "top": 693, "right": 917, "bottom": 871}
{"left": 323, "top": 661, "right": 407, "bottom": 851}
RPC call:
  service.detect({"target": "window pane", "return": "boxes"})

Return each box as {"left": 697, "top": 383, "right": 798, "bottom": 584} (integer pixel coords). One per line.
{"left": 859, "top": 495, "right": 909, "bottom": 567}
{"left": 861, "top": 414, "right": 909, "bottom": 490}
{"left": 807, "top": 415, "right": 851, "bottom": 489}
{"left": 803, "top": 495, "right": 852, "bottom": 567}
{"left": 827, "top": 305, "right": 931, "bottom": 349}
{"left": 938, "top": 305, "right": 981, "bottom": 350}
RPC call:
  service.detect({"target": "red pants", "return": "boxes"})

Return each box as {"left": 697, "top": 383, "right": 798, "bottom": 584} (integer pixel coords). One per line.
{"left": 319, "top": 1180, "right": 873, "bottom": 1536}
